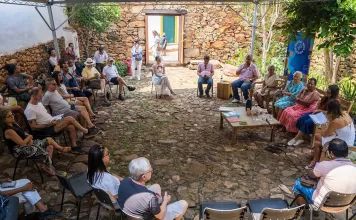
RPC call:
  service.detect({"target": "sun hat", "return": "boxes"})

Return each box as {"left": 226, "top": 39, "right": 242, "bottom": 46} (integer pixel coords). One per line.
{"left": 84, "top": 58, "right": 95, "bottom": 65}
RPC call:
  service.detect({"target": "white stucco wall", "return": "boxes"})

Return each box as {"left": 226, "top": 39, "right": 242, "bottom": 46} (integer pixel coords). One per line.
{"left": 0, "top": 4, "right": 71, "bottom": 55}
{"left": 147, "top": 15, "right": 162, "bottom": 48}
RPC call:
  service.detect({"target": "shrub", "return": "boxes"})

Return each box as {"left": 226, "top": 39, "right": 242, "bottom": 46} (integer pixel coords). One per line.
{"left": 114, "top": 61, "right": 128, "bottom": 77}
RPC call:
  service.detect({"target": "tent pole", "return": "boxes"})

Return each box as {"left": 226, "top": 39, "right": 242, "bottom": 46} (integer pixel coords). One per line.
{"left": 250, "top": 2, "right": 258, "bottom": 56}
{"left": 47, "top": 4, "right": 60, "bottom": 58}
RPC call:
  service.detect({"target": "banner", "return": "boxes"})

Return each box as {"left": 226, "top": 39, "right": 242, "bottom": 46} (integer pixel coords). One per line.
{"left": 283, "top": 33, "right": 315, "bottom": 81}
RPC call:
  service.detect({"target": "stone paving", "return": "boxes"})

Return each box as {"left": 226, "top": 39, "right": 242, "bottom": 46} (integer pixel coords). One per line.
{"left": 0, "top": 66, "right": 354, "bottom": 219}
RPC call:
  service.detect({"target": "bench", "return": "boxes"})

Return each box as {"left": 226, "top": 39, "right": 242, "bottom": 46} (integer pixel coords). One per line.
{"left": 310, "top": 88, "right": 354, "bottom": 147}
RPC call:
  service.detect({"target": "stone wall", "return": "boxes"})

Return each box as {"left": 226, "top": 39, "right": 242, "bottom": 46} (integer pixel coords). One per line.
{"left": 77, "top": 3, "right": 252, "bottom": 64}
{"left": 0, "top": 37, "right": 65, "bottom": 84}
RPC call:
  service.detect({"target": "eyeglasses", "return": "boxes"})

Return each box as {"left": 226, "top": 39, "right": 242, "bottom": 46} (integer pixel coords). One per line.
{"left": 6, "top": 113, "right": 15, "bottom": 118}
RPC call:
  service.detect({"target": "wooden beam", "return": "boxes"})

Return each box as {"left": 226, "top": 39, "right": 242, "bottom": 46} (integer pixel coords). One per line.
{"left": 142, "top": 9, "right": 187, "bottom": 15}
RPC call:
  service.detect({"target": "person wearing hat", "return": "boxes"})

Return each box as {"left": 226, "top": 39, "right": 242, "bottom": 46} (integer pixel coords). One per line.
{"left": 103, "top": 58, "right": 136, "bottom": 100}
{"left": 82, "top": 58, "right": 110, "bottom": 105}
{"left": 93, "top": 46, "right": 108, "bottom": 74}
{"left": 131, "top": 40, "right": 143, "bottom": 80}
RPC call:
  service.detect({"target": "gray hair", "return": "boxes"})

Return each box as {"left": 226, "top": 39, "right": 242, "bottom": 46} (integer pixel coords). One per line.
{"left": 129, "top": 157, "right": 151, "bottom": 180}
{"left": 293, "top": 71, "right": 303, "bottom": 78}
{"left": 267, "top": 65, "right": 275, "bottom": 70}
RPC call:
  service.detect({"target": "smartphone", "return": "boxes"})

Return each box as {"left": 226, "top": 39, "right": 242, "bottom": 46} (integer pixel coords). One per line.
{"left": 0, "top": 181, "right": 16, "bottom": 188}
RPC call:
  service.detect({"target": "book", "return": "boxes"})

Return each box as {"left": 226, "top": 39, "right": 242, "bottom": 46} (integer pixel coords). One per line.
{"left": 53, "top": 114, "right": 64, "bottom": 121}
{"left": 226, "top": 116, "right": 240, "bottom": 123}
{"left": 223, "top": 112, "right": 240, "bottom": 118}
{"left": 309, "top": 112, "right": 328, "bottom": 125}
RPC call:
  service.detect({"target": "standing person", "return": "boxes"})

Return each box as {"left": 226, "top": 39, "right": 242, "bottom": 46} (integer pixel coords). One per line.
{"left": 197, "top": 55, "right": 214, "bottom": 98}
{"left": 4, "top": 64, "right": 33, "bottom": 102}
{"left": 48, "top": 48, "right": 58, "bottom": 71}
{"left": 103, "top": 58, "right": 136, "bottom": 101}
{"left": 152, "top": 56, "right": 176, "bottom": 98}
{"left": 231, "top": 54, "right": 259, "bottom": 103}
{"left": 118, "top": 157, "right": 188, "bottom": 220}
{"left": 307, "top": 100, "right": 355, "bottom": 169}
{"left": 131, "top": 40, "right": 143, "bottom": 80}
{"left": 253, "top": 65, "right": 279, "bottom": 108}
{"left": 93, "top": 46, "right": 108, "bottom": 74}
{"left": 161, "top": 33, "right": 167, "bottom": 56}
{"left": 152, "top": 31, "right": 161, "bottom": 60}
{"left": 66, "top": 43, "right": 76, "bottom": 60}
{"left": 87, "top": 145, "right": 123, "bottom": 207}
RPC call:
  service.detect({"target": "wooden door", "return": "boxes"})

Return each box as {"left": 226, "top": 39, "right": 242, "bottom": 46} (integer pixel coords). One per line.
{"left": 178, "top": 15, "right": 184, "bottom": 64}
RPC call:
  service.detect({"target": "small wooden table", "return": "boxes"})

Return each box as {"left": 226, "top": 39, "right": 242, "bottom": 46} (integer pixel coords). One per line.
{"left": 219, "top": 106, "right": 281, "bottom": 145}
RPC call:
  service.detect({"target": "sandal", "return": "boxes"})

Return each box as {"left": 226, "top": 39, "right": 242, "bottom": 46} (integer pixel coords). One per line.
{"left": 43, "top": 166, "right": 56, "bottom": 176}
{"left": 58, "top": 147, "right": 71, "bottom": 153}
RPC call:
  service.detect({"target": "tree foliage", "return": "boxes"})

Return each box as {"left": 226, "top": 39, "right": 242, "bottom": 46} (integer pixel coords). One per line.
{"left": 66, "top": 3, "right": 121, "bottom": 57}
{"left": 281, "top": 0, "right": 356, "bottom": 57}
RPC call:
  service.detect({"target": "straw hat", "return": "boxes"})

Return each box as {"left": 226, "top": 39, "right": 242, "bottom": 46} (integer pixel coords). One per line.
{"left": 84, "top": 58, "right": 95, "bottom": 65}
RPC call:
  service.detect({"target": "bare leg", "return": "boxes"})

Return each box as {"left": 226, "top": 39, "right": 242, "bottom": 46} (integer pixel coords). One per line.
{"left": 295, "top": 194, "right": 306, "bottom": 206}
{"left": 118, "top": 79, "right": 124, "bottom": 94}
{"left": 76, "top": 97, "right": 95, "bottom": 116}
{"left": 294, "top": 131, "right": 305, "bottom": 140}
{"left": 34, "top": 201, "right": 47, "bottom": 212}
{"left": 313, "top": 134, "right": 322, "bottom": 161}
{"left": 277, "top": 108, "right": 284, "bottom": 121}
{"left": 175, "top": 201, "right": 189, "bottom": 220}
{"left": 46, "top": 145, "right": 53, "bottom": 160}
{"left": 63, "top": 125, "right": 76, "bottom": 147}
{"left": 76, "top": 106, "right": 95, "bottom": 128}
{"left": 46, "top": 137, "right": 71, "bottom": 152}
{"left": 54, "top": 116, "right": 88, "bottom": 134}
{"left": 161, "top": 76, "right": 175, "bottom": 94}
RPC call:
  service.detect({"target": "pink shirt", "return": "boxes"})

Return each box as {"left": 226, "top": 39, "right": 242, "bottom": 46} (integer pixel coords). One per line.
{"left": 237, "top": 63, "right": 259, "bottom": 81}
{"left": 197, "top": 62, "right": 214, "bottom": 76}
{"left": 312, "top": 158, "right": 356, "bottom": 208}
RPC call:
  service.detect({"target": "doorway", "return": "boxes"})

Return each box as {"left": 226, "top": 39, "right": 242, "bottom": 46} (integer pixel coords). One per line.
{"left": 144, "top": 10, "right": 185, "bottom": 65}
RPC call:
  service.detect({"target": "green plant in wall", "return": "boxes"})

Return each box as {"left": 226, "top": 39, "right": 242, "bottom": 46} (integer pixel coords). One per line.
{"left": 65, "top": 3, "right": 121, "bottom": 57}
{"left": 338, "top": 77, "right": 356, "bottom": 113}
{"left": 114, "top": 61, "right": 128, "bottom": 77}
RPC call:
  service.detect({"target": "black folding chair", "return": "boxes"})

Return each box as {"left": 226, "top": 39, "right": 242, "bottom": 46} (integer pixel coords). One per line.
{"left": 56, "top": 172, "right": 93, "bottom": 220}
{"left": 92, "top": 188, "right": 123, "bottom": 220}
{"left": 199, "top": 201, "right": 247, "bottom": 220}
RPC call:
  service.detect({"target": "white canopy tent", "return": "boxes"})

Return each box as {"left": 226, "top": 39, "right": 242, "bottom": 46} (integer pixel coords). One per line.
{"left": 0, "top": 0, "right": 275, "bottom": 58}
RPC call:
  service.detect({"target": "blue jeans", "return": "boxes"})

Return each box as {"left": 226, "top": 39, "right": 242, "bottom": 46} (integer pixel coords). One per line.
{"left": 198, "top": 77, "right": 213, "bottom": 94}
{"left": 232, "top": 79, "right": 252, "bottom": 100}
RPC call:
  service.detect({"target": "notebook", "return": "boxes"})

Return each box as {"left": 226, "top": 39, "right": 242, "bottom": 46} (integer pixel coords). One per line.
{"left": 309, "top": 112, "right": 328, "bottom": 125}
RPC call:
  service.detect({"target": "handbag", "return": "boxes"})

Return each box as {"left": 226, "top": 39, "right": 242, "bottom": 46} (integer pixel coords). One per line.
{"left": 135, "top": 54, "right": 142, "bottom": 61}
{"left": 300, "top": 174, "right": 317, "bottom": 188}
{"left": 88, "top": 79, "right": 101, "bottom": 90}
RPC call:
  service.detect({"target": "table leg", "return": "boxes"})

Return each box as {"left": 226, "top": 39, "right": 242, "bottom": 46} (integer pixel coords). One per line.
{"left": 220, "top": 112, "right": 223, "bottom": 130}
{"left": 232, "top": 129, "right": 237, "bottom": 145}
{"left": 270, "top": 126, "right": 275, "bottom": 142}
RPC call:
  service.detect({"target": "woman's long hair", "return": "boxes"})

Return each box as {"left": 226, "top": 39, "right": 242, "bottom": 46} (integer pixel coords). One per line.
{"left": 320, "top": 85, "right": 339, "bottom": 107}
{"left": 0, "top": 108, "right": 12, "bottom": 137}
{"left": 87, "top": 145, "right": 108, "bottom": 185}
{"left": 327, "top": 99, "right": 343, "bottom": 120}
{"left": 52, "top": 71, "right": 62, "bottom": 86}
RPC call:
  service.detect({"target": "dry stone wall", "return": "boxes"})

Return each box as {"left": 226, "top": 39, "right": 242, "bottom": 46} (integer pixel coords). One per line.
{"left": 77, "top": 3, "right": 253, "bottom": 64}
{"left": 0, "top": 37, "right": 65, "bottom": 84}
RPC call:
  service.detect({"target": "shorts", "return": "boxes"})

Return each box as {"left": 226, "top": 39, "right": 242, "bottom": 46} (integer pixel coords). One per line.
{"left": 63, "top": 110, "right": 78, "bottom": 120}
{"left": 33, "top": 126, "right": 56, "bottom": 136}
{"left": 293, "top": 178, "right": 315, "bottom": 204}
{"left": 110, "top": 77, "right": 119, "bottom": 84}
{"left": 162, "top": 200, "right": 186, "bottom": 220}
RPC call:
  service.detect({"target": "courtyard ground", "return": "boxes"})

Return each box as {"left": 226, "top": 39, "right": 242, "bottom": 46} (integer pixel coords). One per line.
{"left": 0, "top": 66, "right": 353, "bottom": 219}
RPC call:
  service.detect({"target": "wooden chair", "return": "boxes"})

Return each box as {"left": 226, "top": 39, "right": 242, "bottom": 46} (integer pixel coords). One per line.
{"left": 270, "top": 76, "right": 289, "bottom": 117}
{"left": 310, "top": 88, "right": 354, "bottom": 148}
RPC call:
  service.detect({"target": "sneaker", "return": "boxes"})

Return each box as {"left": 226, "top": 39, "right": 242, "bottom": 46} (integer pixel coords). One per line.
{"left": 102, "top": 99, "right": 111, "bottom": 107}
{"left": 127, "top": 86, "right": 136, "bottom": 91}
{"left": 85, "top": 127, "right": 100, "bottom": 138}
{"left": 288, "top": 138, "right": 297, "bottom": 146}
{"left": 36, "top": 209, "right": 60, "bottom": 219}
{"left": 232, "top": 98, "right": 240, "bottom": 103}
{"left": 71, "top": 146, "right": 86, "bottom": 155}
{"left": 137, "top": 76, "right": 140, "bottom": 81}
{"left": 305, "top": 160, "right": 317, "bottom": 170}
{"left": 129, "top": 76, "right": 133, "bottom": 80}
{"left": 118, "top": 94, "right": 125, "bottom": 101}
{"left": 293, "top": 139, "right": 304, "bottom": 146}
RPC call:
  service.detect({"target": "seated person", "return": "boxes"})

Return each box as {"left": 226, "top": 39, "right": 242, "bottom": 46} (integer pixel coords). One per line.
{"left": 197, "top": 55, "right": 214, "bottom": 98}
{"left": 87, "top": 145, "right": 123, "bottom": 207}
{"left": 0, "top": 177, "right": 59, "bottom": 218}
{"left": 293, "top": 139, "right": 356, "bottom": 209}
{"left": 82, "top": 58, "right": 110, "bottom": 105}
{"left": 48, "top": 48, "right": 58, "bottom": 72}
{"left": 274, "top": 71, "right": 304, "bottom": 120}
{"left": 66, "top": 43, "right": 76, "bottom": 60}
{"left": 253, "top": 64, "right": 279, "bottom": 108}
{"left": 231, "top": 54, "right": 259, "bottom": 103}
{"left": 152, "top": 56, "right": 176, "bottom": 99}
{"left": 42, "top": 78, "right": 99, "bottom": 133}
{"left": 118, "top": 157, "right": 188, "bottom": 220}
{"left": 307, "top": 100, "right": 355, "bottom": 169}
{"left": 24, "top": 87, "right": 97, "bottom": 153}
{"left": 4, "top": 64, "right": 33, "bottom": 102}
{"left": 0, "top": 93, "right": 25, "bottom": 128}
{"left": 289, "top": 85, "right": 340, "bottom": 146}
{"left": 103, "top": 57, "right": 135, "bottom": 101}
{"left": 61, "top": 61, "right": 92, "bottom": 100}
{"left": 52, "top": 71, "right": 96, "bottom": 118}
{"left": 0, "top": 108, "right": 71, "bottom": 175}
{"left": 280, "top": 78, "right": 320, "bottom": 134}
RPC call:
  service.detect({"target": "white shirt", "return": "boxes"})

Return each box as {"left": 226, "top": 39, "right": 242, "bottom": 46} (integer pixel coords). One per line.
{"left": 24, "top": 102, "right": 54, "bottom": 125}
{"left": 131, "top": 45, "right": 143, "bottom": 56}
{"left": 49, "top": 56, "right": 58, "bottom": 66}
{"left": 90, "top": 172, "right": 120, "bottom": 203}
{"left": 313, "top": 159, "right": 356, "bottom": 208}
{"left": 68, "top": 65, "right": 76, "bottom": 75}
{"left": 102, "top": 65, "right": 118, "bottom": 81}
{"left": 93, "top": 51, "right": 108, "bottom": 64}
{"left": 42, "top": 90, "right": 71, "bottom": 116}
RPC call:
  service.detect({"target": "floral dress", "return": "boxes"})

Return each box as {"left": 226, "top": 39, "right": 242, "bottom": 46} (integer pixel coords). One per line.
{"left": 274, "top": 81, "right": 304, "bottom": 109}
